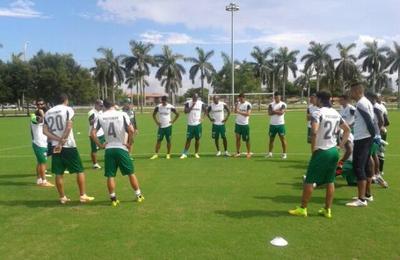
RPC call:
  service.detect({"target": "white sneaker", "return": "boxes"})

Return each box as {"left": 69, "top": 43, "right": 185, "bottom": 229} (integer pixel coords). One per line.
{"left": 93, "top": 163, "right": 102, "bottom": 169}
{"left": 45, "top": 174, "right": 52, "bottom": 177}
{"left": 282, "top": 153, "right": 287, "bottom": 159}
{"left": 36, "top": 178, "right": 43, "bottom": 185}
{"left": 64, "top": 170, "right": 70, "bottom": 174}
{"left": 224, "top": 151, "right": 231, "bottom": 157}
{"left": 266, "top": 152, "right": 273, "bottom": 158}
{"left": 180, "top": 154, "right": 187, "bottom": 159}
{"left": 352, "top": 196, "right": 374, "bottom": 202}
{"left": 346, "top": 199, "right": 368, "bottom": 207}
{"left": 234, "top": 153, "right": 241, "bottom": 158}
{"left": 194, "top": 153, "right": 200, "bottom": 159}
{"left": 216, "top": 151, "right": 222, "bottom": 157}
{"left": 376, "top": 175, "right": 389, "bottom": 188}
{"left": 371, "top": 176, "right": 377, "bottom": 184}
{"left": 80, "top": 194, "right": 95, "bottom": 203}
{"left": 60, "top": 196, "right": 71, "bottom": 204}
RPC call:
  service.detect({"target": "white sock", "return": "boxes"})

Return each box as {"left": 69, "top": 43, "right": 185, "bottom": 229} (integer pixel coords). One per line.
{"left": 110, "top": 192, "right": 116, "bottom": 198}
{"left": 135, "top": 189, "right": 141, "bottom": 196}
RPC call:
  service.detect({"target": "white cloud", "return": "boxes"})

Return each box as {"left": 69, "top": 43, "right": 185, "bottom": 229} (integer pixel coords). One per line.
{"left": 140, "top": 31, "right": 201, "bottom": 45}
{"left": 0, "top": 0, "right": 47, "bottom": 18}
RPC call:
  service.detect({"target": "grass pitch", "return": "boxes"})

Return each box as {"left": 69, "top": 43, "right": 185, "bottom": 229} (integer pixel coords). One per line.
{"left": 0, "top": 110, "right": 399, "bottom": 259}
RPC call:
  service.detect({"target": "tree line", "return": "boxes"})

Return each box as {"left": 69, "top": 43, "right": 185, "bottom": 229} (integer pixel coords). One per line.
{"left": 0, "top": 40, "right": 399, "bottom": 107}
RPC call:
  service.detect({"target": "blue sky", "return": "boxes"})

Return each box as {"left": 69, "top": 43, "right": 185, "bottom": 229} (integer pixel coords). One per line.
{"left": 0, "top": 0, "right": 399, "bottom": 93}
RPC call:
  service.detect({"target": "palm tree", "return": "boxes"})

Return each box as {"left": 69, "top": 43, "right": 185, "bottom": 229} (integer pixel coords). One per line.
{"left": 91, "top": 58, "right": 109, "bottom": 99}
{"left": 122, "top": 41, "right": 156, "bottom": 112}
{"left": 358, "top": 40, "right": 390, "bottom": 93}
{"left": 96, "top": 48, "right": 125, "bottom": 103}
{"left": 294, "top": 68, "right": 313, "bottom": 100}
{"left": 250, "top": 46, "right": 273, "bottom": 90}
{"left": 185, "top": 47, "right": 216, "bottom": 99}
{"left": 372, "top": 65, "right": 391, "bottom": 93}
{"left": 334, "top": 43, "right": 359, "bottom": 93}
{"left": 387, "top": 41, "right": 400, "bottom": 108}
{"left": 275, "top": 47, "right": 299, "bottom": 100}
{"left": 155, "top": 46, "right": 186, "bottom": 105}
{"left": 301, "top": 41, "right": 332, "bottom": 92}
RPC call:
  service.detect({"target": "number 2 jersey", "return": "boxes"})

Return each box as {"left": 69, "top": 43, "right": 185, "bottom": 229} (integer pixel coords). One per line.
{"left": 311, "top": 107, "right": 344, "bottom": 150}
{"left": 44, "top": 104, "right": 77, "bottom": 148}
{"left": 96, "top": 109, "right": 131, "bottom": 152}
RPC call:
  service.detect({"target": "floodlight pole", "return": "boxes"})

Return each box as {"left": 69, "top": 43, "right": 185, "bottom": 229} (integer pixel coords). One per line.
{"left": 226, "top": 3, "right": 239, "bottom": 108}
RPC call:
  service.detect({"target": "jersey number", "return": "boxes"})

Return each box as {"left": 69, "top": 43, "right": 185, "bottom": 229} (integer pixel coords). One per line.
{"left": 108, "top": 122, "right": 116, "bottom": 138}
{"left": 323, "top": 121, "right": 339, "bottom": 140}
{"left": 47, "top": 115, "right": 64, "bottom": 132}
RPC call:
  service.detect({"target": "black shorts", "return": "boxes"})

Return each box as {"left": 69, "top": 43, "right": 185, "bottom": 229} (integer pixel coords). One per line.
{"left": 352, "top": 137, "right": 373, "bottom": 181}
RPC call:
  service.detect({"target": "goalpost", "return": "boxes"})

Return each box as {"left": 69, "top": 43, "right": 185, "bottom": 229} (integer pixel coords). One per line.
{"left": 207, "top": 92, "right": 275, "bottom": 111}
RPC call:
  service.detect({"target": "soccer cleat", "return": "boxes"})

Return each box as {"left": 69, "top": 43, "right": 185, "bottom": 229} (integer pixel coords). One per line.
{"left": 281, "top": 153, "right": 287, "bottom": 160}
{"left": 246, "top": 153, "right": 252, "bottom": 159}
{"left": 180, "top": 154, "right": 187, "bottom": 159}
{"left": 45, "top": 173, "right": 53, "bottom": 177}
{"left": 216, "top": 151, "right": 222, "bottom": 157}
{"left": 60, "top": 196, "right": 71, "bottom": 204}
{"left": 234, "top": 153, "right": 241, "bottom": 158}
{"left": 371, "top": 176, "right": 378, "bottom": 184}
{"left": 93, "top": 163, "right": 102, "bottom": 169}
{"left": 346, "top": 199, "right": 368, "bottom": 207}
{"left": 150, "top": 154, "right": 158, "bottom": 160}
{"left": 266, "top": 152, "right": 273, "bottom": 158}
{"left": 224, "top": 151, "right": 231, "bottom": 157}
{"left": 36, "top": 178, "right": 43, "bottom": 185}
{"left": 352, "top": 195, "right": 374, "bottom": 202}
{"left": 194, "top": 153, "right": 200, "bottom": 159}
{"left": 376, "top": 175, "right": 389, "bottom": 188}
{"left": 136, "top": 194, "right": 145, "bottom": 203}
{"left": 318, "top": 208, "right": 332, "bottom": 218}
{"left": 166, "top": 154, "right": 171, "bottom": 159}
{"left": 111, "top": 200, "right": 120, "bottom": 207}
{"left": 288, "top": 206, "right": 308, "bottom": 217}
{"left": 64, "top": 170, "right": 70, "bottom": 174}
{"left": 80, "top": 194, "right": 95, "bottom": 203}
{"left": 40, "top": 181, "right": 55, "bottom": 187}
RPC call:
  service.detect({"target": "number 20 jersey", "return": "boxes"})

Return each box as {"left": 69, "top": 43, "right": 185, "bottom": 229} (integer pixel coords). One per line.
{"left": 96, "top": 109, "right": 131, "bottom": 151}
{"left": 44, "top": 104, "right": 77, "bottom": 148}
{"left": 311, "top": 107, "right": 344, "bottom": 150}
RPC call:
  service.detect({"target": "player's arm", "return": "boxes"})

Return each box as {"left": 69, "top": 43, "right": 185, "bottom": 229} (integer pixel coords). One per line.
{"left": 357, "top": 106, "right": 377, "bottom": 136}
{"left": 184, "top": 102, "right": 195, "bottom": 114}
{"left": 306, "top": 108, "right": 311, "bottom": 121}
{"left": 274, "top": 104, "right": 286, "bottom": 115}
{"left": 268, "top": 104, "right": 274, "bottom": 115}
{"left": 37, "top": 109, "right": 45, "bottom": 123}
{"left": 126, "top": 125, "right": 135, "bottom": 152}
{"left": 310, "top": 119, "right": 319, "bottom": 153}
{"left": 43, "top": 123, "right": 63, "bottom": 142}
{"left": 338, "top": 119, "right": 350, "bottom": 149}
{"left": 237, "top": 105, "right": 251, "bottom": 117}
{"left": 206, "top": 106, "right": 214, "bottom": 122}
{"left": 152, "top": 107, "right": 160, "bottom": 126}
{"left": 90, "top": 120, "right": 105, "bottom": 149}
{"left": 171, "top": 108, "right": 179, "bottom": 124}
{"left": 223, "top": 104, "right": 230, "bottom": 122}
{"left": 132, "top": 111, "right": 138, "bottom": 130}
{"left": 88, "top": 113, "right": 95, "bottom": 126}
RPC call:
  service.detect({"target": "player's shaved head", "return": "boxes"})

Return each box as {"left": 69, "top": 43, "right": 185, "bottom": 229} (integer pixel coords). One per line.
{"left": 103, "top": 99, "right": 114, "bottom": 109}
{"left": 213, "top": 95, "right": 219, "bottom": 103}
{"left": 316, "top": 90, "right": 332, "bottom": 107}
{"left": 57, "top": 93, "right": 68, "bottom": 105}
{"left": 161, "top": 96, "right": 167, "bottom": 102}
{"left": 350, "top": 82, "right": 365, "bottom": 101}
{"left": 192, "top": 93, "right": 199, "bottom": 101}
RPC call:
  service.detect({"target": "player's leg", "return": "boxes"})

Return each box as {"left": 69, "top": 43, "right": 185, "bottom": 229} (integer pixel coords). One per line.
{"left": 151, "top": 128, "right": 163, "bottom": 159}
{"left": 118, "top": 148, "right": 144, "bottom": 202}
{"left": 194, "top": 125, "right": 202, "bottom": 157}
{"left": 212, "top": 124, "right": 220, "bottom": 153}
{"left": 90, "top": 137, "right": 101, "bottom": 169}
{"left": 337, "top": 141, "right": 352, "bottom": 175}
{"left": 244, "top": 126, "right": 251, "bottom": 158}
{"left": 181, "top": 126, "right": 193, "bottom": 159}
{"left": 105, "top": 148, "right": 119, "bottom": 205}
{"left": 165, "top": 126, "right": 172, "bottom": 158}
{"left": 268, "top": 125, "right": 276, "bottom": 156}
{"left": 52, "top": 151, "right": 69, "bottom": 203}
{"left": 234, "top": 124, "right": 241, "bottom": 156}
{"left": 278, "top": 134, "right": 287, "bottom": 159}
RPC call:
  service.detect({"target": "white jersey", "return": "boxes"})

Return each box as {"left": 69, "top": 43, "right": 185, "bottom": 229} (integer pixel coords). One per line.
{"left": 340, "top": 104, "right": 356, "bottom": 127}
{"left": 269, "top": 101, "right": 287, "bottom": 125}
{"left": 44, "top": 104, "right": 76, "bottom": 148}
{"left": 311, "top": 107, "right": 344, "bottom": 150}
{"left": 97, "top": 109, "right": 131, "bottom": 151}
{"left": 208, "top": 101, "right": 227, "bottom": 125}
{"left": 374, "top": 103, "right": 387, "bottom": 115}
{"left": 307, "top": 104, "right": 319, "bottom": 128}
{"left": 30, "top": 113, "right": 47, "bottom": 148}
{"left": 354, "top": 97, "right": 374, "bottom": 141}
{"left": 88, "top": 109, "right": 104, "bottom": 136}
{"left": 154, "top": 103, "right": 176, "bottom": 128}
{"left": 235, "top": 101, "right": 252, "bottom": 125}
{"left": 185, "top": 100, "right": 204, "bottom": 126}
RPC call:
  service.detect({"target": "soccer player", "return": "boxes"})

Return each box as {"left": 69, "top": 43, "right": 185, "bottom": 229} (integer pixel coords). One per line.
{"left": 91, "top": 99, "right": 144, "bottom": 206}
{"left": 43, "top": 93, "right": 94, "bottom": 204}
{"left": 207, "top": 95, "right": 231, "bottom": 156}
{"left": 234, "top": 93, "right": 252, "bottom": 158}
{"left": 267, "top": 92, "right": 288, "bottom": 159}
{"left": 180, "top": 93, "right": 206, "bottom": 159}
{"left": 346, "top": 83, "right": 377, "bottom": 207}
{"left": 150, "top": 96, "right": 179, "bottom": 160}
{"left": 375, "top": 94, "right": 390, "bottom": 175}
{"left": 88, "top": 99, "right": 105, "bottom": 169}
{"left": 30, "top": 98, "right": 54, "bottom": 187}
{"left": 289, "top": 90, "right": 350, "bottom": 218}
{"left": 306, "top": 93, "right": 318, "bottom": 143}
{"left": 339, "top": 94, "right": 356, "bottom": 128}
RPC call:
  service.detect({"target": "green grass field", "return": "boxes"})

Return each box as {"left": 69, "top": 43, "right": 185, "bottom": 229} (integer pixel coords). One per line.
{"left": 0, "top": 110, "right": 399, "bottom": 259}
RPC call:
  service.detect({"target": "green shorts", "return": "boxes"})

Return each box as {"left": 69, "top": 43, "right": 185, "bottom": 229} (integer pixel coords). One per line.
{"left": 104, "top": 148, "right": 134, "bottom": 177}
{"left": 212, "top": 124, "right": 226, "bottom": 139}
{"left": 32, "top": 143, "right": 47, "bottom": 164}
{"left": 305, "top": 147, "right": 339, "bottom": 185}
{"left": 341, "top": 160, "right": 357, "bottom": 186}
{"left": 269, "top": 124, "right": 286, "bottom": 138}
{"left": 90, "top": 135, "right": 106, "bottom": 153}
{"left": 370, "top": 142, "right": 379, "bottom": 156}
{"left": 51, "top": 147, "right": 84, "bottom": 175}
{"left": 186, "top": 124, "right": 202, "bottom": 140}
{"left": 157, "top": 126, "right": 172, "bottom": 143}
{"left": 235, "top": 124, "right": 250, "bottom": 142}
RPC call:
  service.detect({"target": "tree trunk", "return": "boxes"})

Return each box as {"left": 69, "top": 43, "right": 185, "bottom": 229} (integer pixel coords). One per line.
{"left": 372, "top": 71, "right": 376, "bottom": 93}
{"left": 136, "top": 84, "right": 139, "bottom": 107}
{"left": 139, "top": 82, "right": 143, "bottom": 113}
{"left": 316, "top": 72, "right": 320, "bottom": 92}
{"left": 283, "top": 76, "right": 286, "bottom": 101}
{"left": 130, "top": 87, "right": 133, "bottom": 104}
{"left": 112, "top": 85, "right": 115, "bottom": 104}
{"left": 398, "top": 70, "right": 400, "bottom": 109}
{"left": 201, "top": 70, "right": 204, "bottom": 100}
{"left": 105, "top": 84, "right": 108, "bottom": 99}
{"left": 141, "top": 77, "right": 145, "bottom": 112}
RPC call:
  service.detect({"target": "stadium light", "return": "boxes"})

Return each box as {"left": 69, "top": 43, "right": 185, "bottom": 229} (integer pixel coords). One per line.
{"left": 225, "top": 3, "right": 239, "bottom": 107}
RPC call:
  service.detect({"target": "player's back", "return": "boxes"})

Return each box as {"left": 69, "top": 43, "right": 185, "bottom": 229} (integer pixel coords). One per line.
{"left": 313, "top": 107, "right": 342, "bottom": 150}
{"left": 44, "top": 104, "right": 76, "bottom": 147}
{"left": 98, "top": 109, "right": 130, "bottom": 151}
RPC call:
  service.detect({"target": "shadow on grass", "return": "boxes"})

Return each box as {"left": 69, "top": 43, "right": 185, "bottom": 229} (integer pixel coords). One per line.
{"left": 253, "top": 195, "right": 350, "bottom": 206}
{"left": 215, "top": 209, "right": 289, "bottom": 218}
{"left": 253, "top": 158, "right": 308, "bottom": 170}
{"left": 0, "top": 181, "right": 35, "bottom": 186}
{"left": 0, "top": 199, "right": 111, "bottom": 208}
{"left": 0, "top": 173, "right": 33, "bottom": 179}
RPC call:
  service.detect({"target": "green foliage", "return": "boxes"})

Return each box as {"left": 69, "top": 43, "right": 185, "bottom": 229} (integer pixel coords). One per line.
{"left": 183, "top": 87, "right": 209, "bottom": 101}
